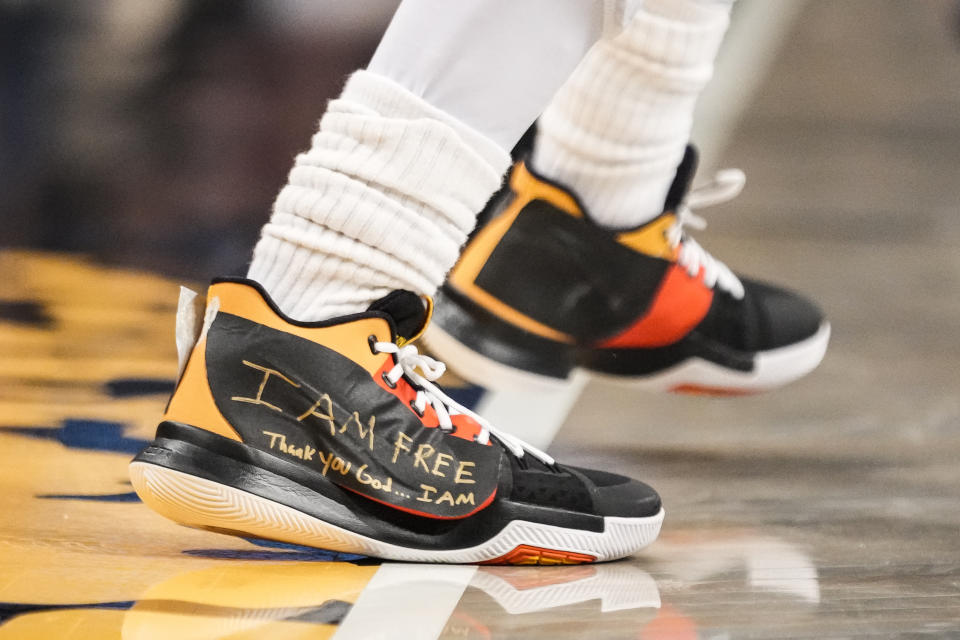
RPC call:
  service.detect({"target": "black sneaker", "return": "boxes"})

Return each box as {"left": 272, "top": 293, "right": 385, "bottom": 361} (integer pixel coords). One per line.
{"left": 130, "top": 279, "right": 663, "bottom": 563}
{"left": 425, "top": 147, "right": 829, "bottom": 395}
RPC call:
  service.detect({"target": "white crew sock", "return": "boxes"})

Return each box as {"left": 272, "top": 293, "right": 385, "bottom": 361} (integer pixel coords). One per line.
{"left": 533, "top": 0, "right": 733, "bottom": 229}
{"left": 248, "top": 70, "right": 510, "bottom": 320}
{"left": 246, "top": 1, "right": 663, "bottom": 321}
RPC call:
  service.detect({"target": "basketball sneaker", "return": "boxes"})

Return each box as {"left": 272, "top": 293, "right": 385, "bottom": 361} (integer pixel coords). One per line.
{"left": 425, "top": 147, "right": 830, "bottom": 395}
{"left": 130, "top": 278, "right": 663, "bottom": 563}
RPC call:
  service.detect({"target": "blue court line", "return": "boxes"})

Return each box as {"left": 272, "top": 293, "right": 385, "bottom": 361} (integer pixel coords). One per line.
{"left": 37, "top": 491, "right": 140, "bottom": 503}
{"left": 0, "top": 419, "right": 148, "bottom": 455}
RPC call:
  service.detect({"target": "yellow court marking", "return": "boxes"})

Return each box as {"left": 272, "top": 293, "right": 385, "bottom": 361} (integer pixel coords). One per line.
{"left": 0, "top": 251, "right": 382, "bottom": 639}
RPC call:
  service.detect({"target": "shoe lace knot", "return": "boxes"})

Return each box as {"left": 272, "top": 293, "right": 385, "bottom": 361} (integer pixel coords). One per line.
{"left": 372, "top": 340, "right": 555, "bottom": 465}
{"left": 667, "top": 168, "right": 747, "bottom": 299}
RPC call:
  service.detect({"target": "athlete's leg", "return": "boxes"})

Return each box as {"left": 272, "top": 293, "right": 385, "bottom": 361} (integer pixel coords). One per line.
{"left": 133, "top": 2, "right": 667, "bottom": 563}
{"left": 368, "top": 1, "right": 607, "bottom": 150}
{"left": 247, "top": 0, "right": 614, "bottom": 321}
{"left": 533, "top": 0, "right": 735, "bottom": 228}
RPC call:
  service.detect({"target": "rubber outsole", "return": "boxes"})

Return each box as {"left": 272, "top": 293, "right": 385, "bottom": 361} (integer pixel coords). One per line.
{"left": 423, "top": 321, "right": 831, "bottom": 396}
{"left": 129, "top": 461, "right": 664, "bottom": 564}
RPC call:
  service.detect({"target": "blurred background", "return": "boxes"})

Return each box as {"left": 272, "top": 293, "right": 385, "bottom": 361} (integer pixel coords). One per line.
{"left": 2, "top": 0, "right": 959, "bottom": 283}
{"left": 0, "top": 0, "right": 399, "bottom": 278}
{"left": 1, "top": 3, "right": 960, "bottom": 634}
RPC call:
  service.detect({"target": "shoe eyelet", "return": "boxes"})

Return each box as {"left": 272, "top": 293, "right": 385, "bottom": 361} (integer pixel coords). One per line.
{"left": 409, "top": 400, "right": 425, "bottom": 417}
{"left": 368, "top": 335, "right": 379, "bottom": 355}
{"left": 381, "top": 372, "right": 397, "bottom": 389}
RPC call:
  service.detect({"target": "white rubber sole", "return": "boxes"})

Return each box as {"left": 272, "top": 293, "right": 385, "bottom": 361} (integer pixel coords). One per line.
{"left": 129, "top": 462, "right": 664, "bottom": 564}
{"left": 604, "top": 321, "right": 832, "bottom": 394}
{"left": 423, "top": 321, "right": 831, "bottom": 396}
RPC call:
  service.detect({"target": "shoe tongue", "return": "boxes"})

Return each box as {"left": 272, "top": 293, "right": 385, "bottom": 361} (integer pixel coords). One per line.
{"left": 368, "top": 290, "right": 429, "bottom": 342}
{"left": 663, "top": 145, "right": 699, "bottom": 213}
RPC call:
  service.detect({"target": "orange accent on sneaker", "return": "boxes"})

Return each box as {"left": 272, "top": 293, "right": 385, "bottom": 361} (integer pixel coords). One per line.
{"left": 448, "top": 414, "right": 484, "bottom": 443}
{"left": 481, "top": 545, "right": 597, "bottom": 565}
{"left": 670, "top": 384, "right": 758, "bottom": 397}
{"left": 596, "top": 264, "right": 713, "bottom": 349}
{"left": 616, "top": 213, "right": 680, "bottom": 260}
{"left": 375, "top": 358, "right": 440, "bottom": 425}
{"left": 373, "top": 359, "right": 486, "bottom": 444}
{"left": 164, "top": 280, "right": 397, "bottom": 442}
{"left": 162, "top": 337, "right": 241, "bottom": 441}
{"left": 509, "top": 161, "right": 583, "bottom": 218}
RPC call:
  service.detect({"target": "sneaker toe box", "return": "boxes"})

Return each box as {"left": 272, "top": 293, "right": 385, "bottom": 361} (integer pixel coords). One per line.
{"left": 744, "top": 279, "right": 825, "bottom": 350}
{"left": 569, "top": 466, "right": 662, "bottom": 519}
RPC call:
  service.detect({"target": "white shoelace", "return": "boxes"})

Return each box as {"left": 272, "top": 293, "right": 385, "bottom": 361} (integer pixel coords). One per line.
{"left": 373, "top": 341, "right": 555, "bottom": 465}
{"left": 666, "top": 168, "right": 747, "bottom": 299}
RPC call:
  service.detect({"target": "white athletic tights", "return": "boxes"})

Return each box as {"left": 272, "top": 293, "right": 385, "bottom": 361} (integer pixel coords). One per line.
{"left": 370, "top": 0, "right": 733, "bottom": 154}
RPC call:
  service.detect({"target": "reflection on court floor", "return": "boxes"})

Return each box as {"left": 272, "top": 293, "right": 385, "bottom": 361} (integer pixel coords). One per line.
{"left": 5, "top": 251, "right": 959, "bottom": 638}
{"left": 0, "top": 252, "right": 829, "bottom": 639}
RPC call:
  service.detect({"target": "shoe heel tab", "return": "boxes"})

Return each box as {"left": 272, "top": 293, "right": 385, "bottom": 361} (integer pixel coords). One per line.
{"left": 175, "top": 286, "right": 207, "bottom": 380}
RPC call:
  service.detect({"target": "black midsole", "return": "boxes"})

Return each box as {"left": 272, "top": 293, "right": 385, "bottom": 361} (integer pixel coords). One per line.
{"left": 577, "top": 330, "right": 755, "bottom": 375}
{"left": 134, "top": 422, "right": 605, "bottom": 551}
{"left": 435, "top": 286, "right": 755, "bottom": 378}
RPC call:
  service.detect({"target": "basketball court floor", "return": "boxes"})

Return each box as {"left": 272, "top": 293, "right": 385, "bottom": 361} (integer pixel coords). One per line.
{"left": 2, "top": 1, "right": 959, "bottom": 638}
